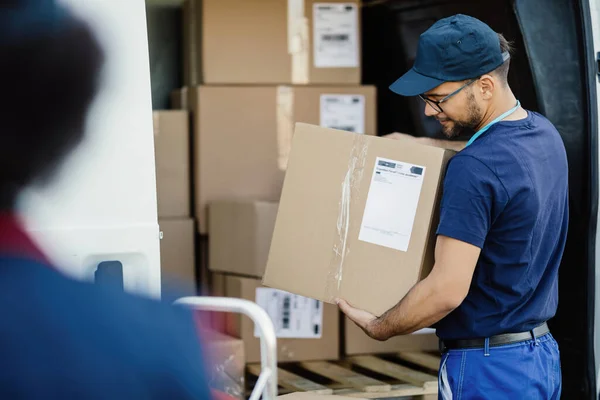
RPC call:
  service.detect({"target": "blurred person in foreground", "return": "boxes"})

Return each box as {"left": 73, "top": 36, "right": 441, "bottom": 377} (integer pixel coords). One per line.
{"left": 339, "top": 15, "right": 566, "bottom": 399}
{"left": 0, "top": 2, "right": 211, "bottom": 399}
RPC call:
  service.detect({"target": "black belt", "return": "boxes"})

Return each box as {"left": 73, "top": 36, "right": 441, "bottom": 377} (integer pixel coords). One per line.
{"left": 439, "top": 322, "right": 550, "bottom": 353}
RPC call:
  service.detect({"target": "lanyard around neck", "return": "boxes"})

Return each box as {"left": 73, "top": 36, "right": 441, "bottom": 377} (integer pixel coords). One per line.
{"left": 465, "top": 100, "right": 521, "bottom": 148}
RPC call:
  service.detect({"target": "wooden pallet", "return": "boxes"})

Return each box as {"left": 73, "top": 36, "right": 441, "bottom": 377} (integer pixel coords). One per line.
{"left": 247, "top": 352, "right": 440, "bottom": 399}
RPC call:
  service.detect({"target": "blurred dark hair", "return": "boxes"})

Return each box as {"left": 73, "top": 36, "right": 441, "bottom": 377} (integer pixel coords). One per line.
{"left": 0, "top": 17, "right": 104, "bottom": 208}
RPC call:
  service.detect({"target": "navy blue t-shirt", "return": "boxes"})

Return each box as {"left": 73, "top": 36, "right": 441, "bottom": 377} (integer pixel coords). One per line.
{"left": 434, "top": 110, "right": 569, "bottom": 340}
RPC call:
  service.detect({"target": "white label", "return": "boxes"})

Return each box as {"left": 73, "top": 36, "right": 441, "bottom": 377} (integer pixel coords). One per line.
{"left": 254, "top": 288, "right": 324, "bottom": 339}
{"left": 313, "top": 3, "right": 359, "bottom": 68}
{"left": 320, "top": 94, "right": 365, "bottom": 134}
{"left": 359, "top": 157, "right": 426, "bottom": 251}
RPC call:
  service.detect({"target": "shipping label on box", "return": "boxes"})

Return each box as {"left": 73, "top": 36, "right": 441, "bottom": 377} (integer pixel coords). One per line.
{"left": 224, "top": 275, "right": 339, "bottom": 363}
{"left": 254, "top": 288, "right": 324, "bottom": 339}
{"left": 358, "top": 157, "right": 426, "bottom": 252}
{"left": 320, "top": 94, "right": 365, "bottom": 134}
{"left": 313, "top": 3, "right": 360, "bottom": 68}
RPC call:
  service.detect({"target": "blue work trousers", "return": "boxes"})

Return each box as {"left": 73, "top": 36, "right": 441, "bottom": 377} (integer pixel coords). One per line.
{"left": 438, "top": 333, "right": 562, "bottom": 399}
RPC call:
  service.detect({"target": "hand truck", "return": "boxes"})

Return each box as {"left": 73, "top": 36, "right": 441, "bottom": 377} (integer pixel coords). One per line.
{"left": 175, "top": 297, "right": 278, "bottom": 400}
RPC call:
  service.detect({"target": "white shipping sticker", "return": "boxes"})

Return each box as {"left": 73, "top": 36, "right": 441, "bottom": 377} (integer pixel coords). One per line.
{"left": 254, "top": 288, "right": 324, "bottom": 339}
{"left": 359, "top": 157, "right": 426, "bottom": 251}
{"left": 320, "top": 94, "right": 365, "bottom": 134}
{"left": 313, "top": 3, "right": 359, "bottom": 68}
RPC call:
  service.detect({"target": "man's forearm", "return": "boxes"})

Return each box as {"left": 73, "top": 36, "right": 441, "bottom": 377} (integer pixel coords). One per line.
{"left": 371, "top": 273, "right": 457, "bottom": 340}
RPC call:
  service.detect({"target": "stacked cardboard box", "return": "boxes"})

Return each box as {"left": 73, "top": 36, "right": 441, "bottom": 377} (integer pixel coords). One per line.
{"left": 184, "top": 0, "right": 362, "bottom": 86}
{"left": 187, "top": 85, "right": 377, "bottom": 233}
{"left": 153, "top": 111, "right": 196, "bottom": 296}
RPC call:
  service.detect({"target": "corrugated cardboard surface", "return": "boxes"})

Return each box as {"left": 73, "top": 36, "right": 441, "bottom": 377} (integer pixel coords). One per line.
{"left": 209, "top": 201, "right": 279, "bottom": 278}
{"left": 200, "top": 0, "right": 360, "bottom": 84}
{"left": 191, "top": 85, "right": 376, "bottom": 233}
{"left": 224, "top": 275, "right": 339, "bottom": 363}
{"left": 159, "top": 218, "right": 196, "bottom": 295}
{"left": 263, "top": 123, "right": 454, "bottom": 316}
{"left": 200, "top": 329, "right": 245, "bottom": 399}
{"left": 153, "top": 111, "right": 190, "bottom": 218}
{"left": 344, "top": 318, "right": 438, "bottom": 355}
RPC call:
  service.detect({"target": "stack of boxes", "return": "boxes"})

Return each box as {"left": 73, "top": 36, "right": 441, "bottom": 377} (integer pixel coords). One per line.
{"left": 153, "top": 111, "right": 196, "bottom": 296}
{"left": 176, "top": 0, "right": 380, "bottom": 365}
{"left": 154, "top": 1, "right": 439, "bottom": 394}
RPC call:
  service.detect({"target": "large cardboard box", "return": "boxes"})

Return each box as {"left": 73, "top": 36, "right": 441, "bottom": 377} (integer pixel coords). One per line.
{"left": 185, "top": 0, "right": 361, "bottom": 85}
{"left": 159, "top": 218, "right": 196, "bottom": 295}
{"left": 153, "top": 111, "right": 190, "bottom": 218}
{"left": 344, "top": 319, "right": 438, "bottom": 355}
{"left": 263, "top": 123, "right": 454, "bottom": 316}
{"left": 209, "top": 201, "right": 278, "bottom": 278}
{"left": 200, "top": 330, "right": 245, "bottom": 399}
{"left": 191, "top": 85, "right": 376, "bottom": 233}
{"left": 223, "top": 275, "right": 339, "bottom": 363}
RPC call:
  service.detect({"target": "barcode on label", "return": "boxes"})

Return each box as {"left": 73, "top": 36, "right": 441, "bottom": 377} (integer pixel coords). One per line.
{"left": 330, "top": 126, "right": 356, "bottom": 132}
{"left": 282, "top": 296, "right": 291, "bottom": 329}
{"left": 322, "top": 34, "right": 349, "bottom": 42}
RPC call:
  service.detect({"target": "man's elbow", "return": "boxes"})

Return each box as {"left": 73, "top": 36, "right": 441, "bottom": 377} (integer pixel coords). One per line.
{"left": 436, "top": 283, "right": 469, "bottom": 312}
{"left": 442, "top": 292, "right": 466, "bottom": 312}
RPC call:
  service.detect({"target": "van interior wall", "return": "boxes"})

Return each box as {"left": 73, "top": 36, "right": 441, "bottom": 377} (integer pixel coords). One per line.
{"left": 362, "top": 0, "right": 594, "bottom": 398}
{"left": 362, "top": 0, "right": 538, "bottom": 138}
{"left": 146, "top": 5, "right": 183, "bottom": 109}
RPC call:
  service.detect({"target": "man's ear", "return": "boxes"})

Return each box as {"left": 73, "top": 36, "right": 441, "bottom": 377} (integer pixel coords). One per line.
{"left": 477, "top": 74, "right": 495, "bottom": 100}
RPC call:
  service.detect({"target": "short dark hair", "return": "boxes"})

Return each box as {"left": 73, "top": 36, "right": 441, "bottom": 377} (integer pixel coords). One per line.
{"left": 0, "top": 18, "right": 104, "bottom": 208}
{"left": 493, "top": 33, "right": 514, "bottom": 85}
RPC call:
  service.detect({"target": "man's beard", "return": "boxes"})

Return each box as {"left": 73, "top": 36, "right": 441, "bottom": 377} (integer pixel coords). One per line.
{"left": 438, "top": 93, "right": 483, "bottom": 139}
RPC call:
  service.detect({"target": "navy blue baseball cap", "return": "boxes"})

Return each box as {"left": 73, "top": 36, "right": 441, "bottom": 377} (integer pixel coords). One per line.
{"left": 389, "top": 14, "right": 508, "bottom": 96}
{"left": 0, "top": 0, "right": 71, "bottom": 45}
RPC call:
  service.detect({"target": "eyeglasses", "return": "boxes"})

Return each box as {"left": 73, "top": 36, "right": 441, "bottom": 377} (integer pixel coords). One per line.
{"left": 419, "top": 78, "right": 478, "bottom": 114}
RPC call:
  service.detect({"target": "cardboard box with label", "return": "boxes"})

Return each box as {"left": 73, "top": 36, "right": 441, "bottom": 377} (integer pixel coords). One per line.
{"left": 199, "top": 329, "right": 245, "bottom": 399}
{"left": 223, "top": 275, "right": 339, "bottom": 363}
{"left": 263, "top": 123, "right": 455, "bottom": 316}
{"left": 345, "top": 319, "right": 439, "bottom": 355}
{"left": 153, "top": 111, "right": 190, "bottom": 218}
{"left": 185, "top": 0, "right": 361, "bottom": 85}
{"left": 209, "top": 201, "right": 278, "bottom": 278}
{"left": 190, "top": 85, "right": 376, "bottom": 233}
{"left": 159, "top": 218, "right": 196, "bottom": 295}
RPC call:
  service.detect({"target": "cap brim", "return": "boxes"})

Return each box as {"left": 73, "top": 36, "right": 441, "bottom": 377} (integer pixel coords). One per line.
{"left": 389, "top": 68, "right": 445, "bottom": 97}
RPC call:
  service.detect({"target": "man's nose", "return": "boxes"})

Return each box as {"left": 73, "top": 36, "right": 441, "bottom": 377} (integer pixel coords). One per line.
{"left": 423, "top": 102, "right": 439, "bottom": 117}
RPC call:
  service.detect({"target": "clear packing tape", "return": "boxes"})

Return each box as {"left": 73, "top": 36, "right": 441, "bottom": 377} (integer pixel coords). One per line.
{"left": 277, "top": 86, "right": 295, "bottom": 171}
{"left": 325, "top": 134, "right": 370, "bottom": 302}
{"left": 206, "top": 349, "right": 245, "bottom": 399}
{"left": 288, "top": 0, "right": 309, "bottom": 84}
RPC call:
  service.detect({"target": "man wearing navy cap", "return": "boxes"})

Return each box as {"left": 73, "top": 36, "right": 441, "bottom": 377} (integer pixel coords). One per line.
{"left": 0, "top": 2, "right": 212, "bottom": 399}
{"left": 339, "top": 15, "right": 566, "bottom": 399}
